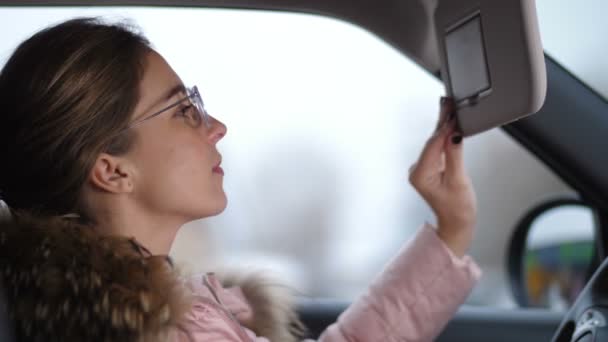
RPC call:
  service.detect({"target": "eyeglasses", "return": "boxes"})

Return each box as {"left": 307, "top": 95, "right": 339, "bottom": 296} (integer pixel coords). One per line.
{"left": 126, "top": 85, "right": 210, "bottom": 130}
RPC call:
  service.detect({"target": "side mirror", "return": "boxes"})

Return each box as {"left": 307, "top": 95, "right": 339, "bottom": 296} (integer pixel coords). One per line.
{"left": 508, "top": 198, "right": 600, "bottom": 310}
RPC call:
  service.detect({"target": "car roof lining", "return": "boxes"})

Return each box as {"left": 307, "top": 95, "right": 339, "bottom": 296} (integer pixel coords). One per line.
{"left": 0, "top": 0, "right": 442, "bottom": 74}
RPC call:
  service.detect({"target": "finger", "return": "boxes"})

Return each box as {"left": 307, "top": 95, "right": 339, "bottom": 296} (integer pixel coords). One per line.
{"left": 414, "top": 119, "right": 451, "bottom": 179}
{"left": 408, "top": 162, "right": 417, "bottom": 175}
{"left": 444, "top": 120, "right": 465, "bottom": 179}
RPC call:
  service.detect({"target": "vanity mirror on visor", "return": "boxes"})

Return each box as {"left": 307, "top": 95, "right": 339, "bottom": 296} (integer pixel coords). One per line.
{"left": 434, "top": 0, "right": 547, "bottom": 136}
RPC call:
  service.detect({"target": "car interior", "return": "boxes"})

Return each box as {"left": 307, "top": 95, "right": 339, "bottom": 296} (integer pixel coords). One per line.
{"left": 0, "top": 0, "right": 607, "bottom": 341}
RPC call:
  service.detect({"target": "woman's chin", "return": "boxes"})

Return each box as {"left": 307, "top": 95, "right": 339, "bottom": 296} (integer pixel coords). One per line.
{"left": 210, "top": 199, "right": 228, "bottom": 216}
{"left": 196, "top": 195, "right": 228, "bottom": 219}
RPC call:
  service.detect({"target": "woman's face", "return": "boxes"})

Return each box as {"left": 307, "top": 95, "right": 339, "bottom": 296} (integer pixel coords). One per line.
{"left": 125, "top": 51, "right": 227, "bottom": 221}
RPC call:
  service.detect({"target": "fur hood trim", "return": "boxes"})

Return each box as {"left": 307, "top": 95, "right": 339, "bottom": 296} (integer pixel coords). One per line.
{"left": 217, "top": 272, "right": 306, "bottom": 342}
{"left": 0, "top": 213, "right": 191, "bottom": 342}
{"left": 0, "top": 212, "right": 306, "bottom": 341}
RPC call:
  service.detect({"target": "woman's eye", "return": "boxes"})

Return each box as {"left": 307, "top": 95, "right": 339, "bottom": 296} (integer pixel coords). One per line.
{"left": 177, "top": 105, "right": 193, "bottom": 117}
{"left": 176, "top": 105, "right": 202, "bottom": 127}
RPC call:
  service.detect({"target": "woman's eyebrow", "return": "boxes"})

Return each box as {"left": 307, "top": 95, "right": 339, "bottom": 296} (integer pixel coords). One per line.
{"left": 134, "top": 83, "right": 187, "bottom": 121}
{"left": 163, "top": 83, "right": 186, "bottom": 102}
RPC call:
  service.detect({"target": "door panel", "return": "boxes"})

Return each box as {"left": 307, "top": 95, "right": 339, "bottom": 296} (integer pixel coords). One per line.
{"left": 437, "top": 306, "right": 561, "bottom": 341}
{"left": 298, "top": 301, "right": 562, "bottom": 341}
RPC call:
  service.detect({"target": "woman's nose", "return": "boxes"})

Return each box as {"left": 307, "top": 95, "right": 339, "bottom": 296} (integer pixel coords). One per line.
{"left": 207, "top": 116, "right": 227, "bottom": 145}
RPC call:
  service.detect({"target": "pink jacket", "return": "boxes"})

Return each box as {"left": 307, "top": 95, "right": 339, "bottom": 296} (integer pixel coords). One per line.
{"left": 172, "top": 224, "right": 481, "bottom": 341}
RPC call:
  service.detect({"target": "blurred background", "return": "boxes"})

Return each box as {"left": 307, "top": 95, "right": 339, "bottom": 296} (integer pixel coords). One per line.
{"left": 0, "top": 0, "right": 604, "bottom": 309}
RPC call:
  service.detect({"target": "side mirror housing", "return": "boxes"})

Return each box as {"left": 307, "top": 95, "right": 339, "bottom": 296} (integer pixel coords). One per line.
{"left": 508, "top": 198, "right": 600, "bottom": 310}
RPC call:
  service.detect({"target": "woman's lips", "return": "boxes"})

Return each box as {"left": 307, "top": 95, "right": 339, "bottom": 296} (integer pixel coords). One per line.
{"left": 212, "top": 164, "right": 224, "bottom": 175}
{"left": 212, "top": 156, "right": 223, "bottom": 175}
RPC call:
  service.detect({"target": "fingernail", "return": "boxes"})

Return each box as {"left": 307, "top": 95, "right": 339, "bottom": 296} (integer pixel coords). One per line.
{"left": 451, "top": 135, "right": 463, "bottom": 144}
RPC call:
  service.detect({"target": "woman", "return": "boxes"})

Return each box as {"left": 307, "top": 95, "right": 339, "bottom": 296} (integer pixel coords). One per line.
{"left": 0, "top": 18, "right": 480, "bottom": 341}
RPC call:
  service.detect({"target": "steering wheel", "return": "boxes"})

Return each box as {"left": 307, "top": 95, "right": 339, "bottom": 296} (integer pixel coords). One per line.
{"left": 552, "top": 256, "right": 608, "bottom": 341}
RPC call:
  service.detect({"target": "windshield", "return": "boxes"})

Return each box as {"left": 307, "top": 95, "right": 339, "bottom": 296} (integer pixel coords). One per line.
{"left": 536, "top": 0, "right": 608, "bottom": 99}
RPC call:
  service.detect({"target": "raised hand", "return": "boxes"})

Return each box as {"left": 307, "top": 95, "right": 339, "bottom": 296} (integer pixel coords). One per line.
{"left": 408, "top": 97, "right": 477, "bottom": 257}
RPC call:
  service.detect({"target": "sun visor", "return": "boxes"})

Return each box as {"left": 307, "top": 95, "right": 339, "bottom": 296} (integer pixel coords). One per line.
{"left": 434, "top": 0, "right": 546, "bottom": 136}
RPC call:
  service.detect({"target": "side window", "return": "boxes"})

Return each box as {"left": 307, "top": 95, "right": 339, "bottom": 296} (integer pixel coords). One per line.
{"left": 536, "top": 0, "right": 608, "bottom": 99}
{"left": 0, "top": 7, "right": 575, "bottom": 308}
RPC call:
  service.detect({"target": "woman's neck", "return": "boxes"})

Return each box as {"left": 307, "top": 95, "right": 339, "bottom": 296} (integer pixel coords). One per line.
{"left": 90, "top": 203, "right": 182, "bottom": 255}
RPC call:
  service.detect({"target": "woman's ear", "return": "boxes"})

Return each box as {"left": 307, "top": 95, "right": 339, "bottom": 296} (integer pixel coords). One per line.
{"left": 88, "top": 153, "right": 136, "bottom": 193}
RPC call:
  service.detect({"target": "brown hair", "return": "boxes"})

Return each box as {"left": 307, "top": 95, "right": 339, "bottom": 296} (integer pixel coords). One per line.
{"left": 0, "top": 17, "right": 151, "bottom": 217}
